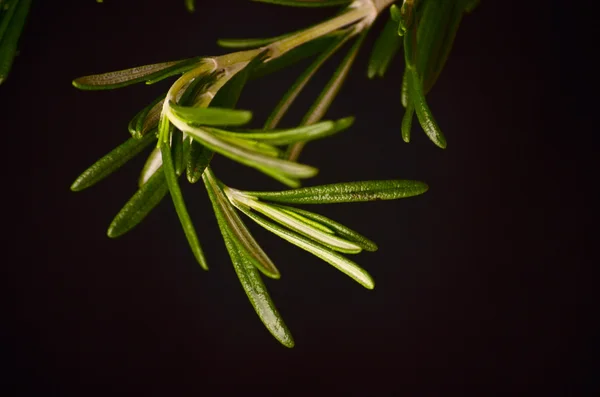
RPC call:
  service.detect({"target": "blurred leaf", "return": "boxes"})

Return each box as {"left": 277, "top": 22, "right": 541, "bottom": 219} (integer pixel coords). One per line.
{"left": 367, "top": 15, "right": 402, "bottom": 79}
{"left": 184, "top": 0, "right": 195, "bottom": 12}
{"left": 0, "top": 0, "right": 32, "bottom": 84}
{"left": 251, "top": 0, "right": 352, "bottom": 7}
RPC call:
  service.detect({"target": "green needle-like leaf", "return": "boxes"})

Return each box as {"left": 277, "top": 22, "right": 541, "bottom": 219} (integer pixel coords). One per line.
{"left": 235, "top": 204, "right": 374, "bottom": 289}
{"left": 287, "top": 29, "right": 368, "bottom": 161}
{"left": 72, "top": 57, "right": 202, "bottom": 91}
{"left": 242, "top": 179, "right": 429, "bottom": 204}
{"left": 271, "top": 203, "right": 378, "bottom": 251}
{"left": 169, "top": 102, "right": 252, "bottom": 127}
{"left": 211, "top": 117, "right": 354, "bottom": 146}
{"left": 107, "top": 166, "right": 169, "bottom": 238}
{"left": 204, "top": 174, "right": 293, "bottom": 347}
{"left": 71, "top": 133, "right": 156, "bottom": 192}
{"left": 217, "top": 32, "right": 293, "bottom": 50}
{"left": 212, "top": 133, "right": 283, "bottom": 158}
{"left": 264, "top": 28, "right": 352, "bottom": 129}
{"left": 168, "top": 112, "right": 318, "bottom": 185}
{"left": 128, "top": 95, "right": 165, "bottom": 139}
{"left": 204, "top": 169, "right": 280, "bottom": 279}
{"left": 139, "top": 146, "right": 162, "bottom": 187}
{"left": 251, "top": 0, "right": 351, "bottom": 7}
{"left": 227, "top": 191, "right": 362, "bottom": 254}
{"left": 367, "top": 15, "right": 402, "bottom": 79}
{"left": 186, "top": 141, "right": 213, "bottom": 184}
{"left": 160, "top": 137, "right": 208, "bottom": 270}
{"left": 401, "top": 102, "right": 413, "bottom": 143}
{"left": 0, "top": 1, "right": 19, "bottom": 44}
{"left": 0, "top": 0, "right": 32, "bottom": 84}
{"left": 404, "top": 23, "right": 446, "bottom": 149}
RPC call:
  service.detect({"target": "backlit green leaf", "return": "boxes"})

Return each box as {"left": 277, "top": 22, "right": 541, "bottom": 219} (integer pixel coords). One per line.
{"left": 128, "top": 95, "right": 165, "bottom": 139}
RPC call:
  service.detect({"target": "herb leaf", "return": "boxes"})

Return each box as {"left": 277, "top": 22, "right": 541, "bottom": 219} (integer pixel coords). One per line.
{"left": 73, "top": 57, "right": 202, "bottom": 91}
{"left": 235, "top": 204, "right": 374, "bottom": 289}
{"left": 169, "top": 102, "right": 252, "bottom": 127}
{"left": 168, "top": 113, "right": 318, "bottom": 185}
{"left": 128, "top": 95, "right": 165, "bottom": 139}
{"left": 271, "top": 203, "right": 378, "bottom": 251}
{"left": 107, "top": 166, "right": 169, "bottom": 238}
{"left": 71, "top": 133, "right": 156, "bottom": 192}
{"left": 204, "top": 169, "right": 280, "bottom": 279}
{"left": 160, "top": 130, "right": 208, "bottom": 270}
{"left": 242, "top": 180, "right": 429, "bottom": 204}
{"left": 227, "top": 191, "right": 362, "bottom": 254}
{"left": 211, "top": 117, "right": 354, "bottom": 146}
{"left": 367, "top": 15, "right": 402, "bottom": 79}
{"left": 205, "top": 174, "right": 293, "bottom": 346}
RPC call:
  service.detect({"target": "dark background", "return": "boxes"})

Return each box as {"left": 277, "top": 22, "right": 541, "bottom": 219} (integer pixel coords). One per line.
{"left": 3, "top": 0, "right": 594, "bottom": 395}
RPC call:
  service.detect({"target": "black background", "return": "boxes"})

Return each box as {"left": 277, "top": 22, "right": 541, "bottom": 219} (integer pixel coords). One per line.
{"left": 3, "top": 0, "right": 594, "bottom": 395}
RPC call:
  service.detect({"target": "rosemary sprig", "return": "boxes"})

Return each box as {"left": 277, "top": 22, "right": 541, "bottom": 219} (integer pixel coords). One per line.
{"left": 70, "top": 0, "right": 476, "bottom": 346}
